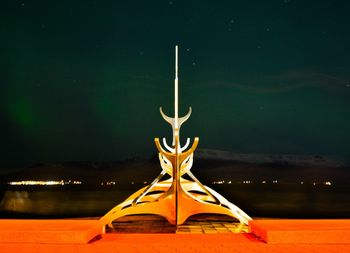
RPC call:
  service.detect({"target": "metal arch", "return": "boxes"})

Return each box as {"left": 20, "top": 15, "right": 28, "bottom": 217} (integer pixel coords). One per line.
{"left": 160, "top": 106, "right": 192, "bottom": 146}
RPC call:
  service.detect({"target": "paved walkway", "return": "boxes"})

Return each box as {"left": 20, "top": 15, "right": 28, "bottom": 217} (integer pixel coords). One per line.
{"left": 0, "top": 215, "right": 349, "bottom": 252}
{"left": 0, "top": 233, "right": 348, "bottom": 253}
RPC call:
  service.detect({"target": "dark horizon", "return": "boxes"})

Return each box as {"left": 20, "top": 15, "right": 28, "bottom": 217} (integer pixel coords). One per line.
{"left": 1, "top": 0, "right": 350, "bottom": 172}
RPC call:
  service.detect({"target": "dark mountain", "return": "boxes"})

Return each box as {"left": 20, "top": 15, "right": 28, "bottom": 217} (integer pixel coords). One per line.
{"left": 0, "top": 149, "right": 349, "bottom": 185}
{"left": 0, "top": 157, "right": 160, "bottom": 185}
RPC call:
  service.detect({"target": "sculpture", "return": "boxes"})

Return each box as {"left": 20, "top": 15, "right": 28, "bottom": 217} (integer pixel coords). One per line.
{"left": 100, "top": 46, "right": 252, "bottom": 227}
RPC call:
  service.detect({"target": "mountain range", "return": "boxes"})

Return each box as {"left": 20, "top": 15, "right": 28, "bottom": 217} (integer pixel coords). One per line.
{"left": 1, "top": 149, "right": 348, "bottom": 185}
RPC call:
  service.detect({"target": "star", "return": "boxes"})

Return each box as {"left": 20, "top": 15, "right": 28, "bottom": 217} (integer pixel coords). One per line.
{"left": 228, "top": 19, "right": 236, "bottom": 32}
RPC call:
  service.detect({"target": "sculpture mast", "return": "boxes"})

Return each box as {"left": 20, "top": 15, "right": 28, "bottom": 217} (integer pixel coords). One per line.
{"left": 174, "top": 45, "right": 180, "bottom": 223}
{"left": 175, "top": 45, "right": 179, "bottom": 132}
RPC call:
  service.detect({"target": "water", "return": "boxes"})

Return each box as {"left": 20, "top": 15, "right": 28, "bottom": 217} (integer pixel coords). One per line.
{"left": 0, "top": 184, "right": 349, "bottom": 218}
{"left": 212, "top": 184, "right": 350, "bottom": 218}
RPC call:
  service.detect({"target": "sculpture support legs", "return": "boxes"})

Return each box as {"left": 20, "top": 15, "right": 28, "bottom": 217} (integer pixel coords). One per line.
{"left": 99, "top": 139, "right": 252, "bottom": 227}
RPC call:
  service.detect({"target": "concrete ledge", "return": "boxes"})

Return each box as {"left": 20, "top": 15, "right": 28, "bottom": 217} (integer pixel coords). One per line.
{"left": 0, "top": 219, "right": 104, "bottom": 244}
{"left": 249, "top": 219, "right": 350, "bottom": 244}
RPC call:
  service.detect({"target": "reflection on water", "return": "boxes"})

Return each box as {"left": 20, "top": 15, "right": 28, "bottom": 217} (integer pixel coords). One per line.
{"left": 0, "top": 184, "right": 349, "bottom": 218}
{"left": 0, "top": 191, "right": 32, "bottom": 213}
{"left": 0, "top": 186, "right": 132, "bottom": 217}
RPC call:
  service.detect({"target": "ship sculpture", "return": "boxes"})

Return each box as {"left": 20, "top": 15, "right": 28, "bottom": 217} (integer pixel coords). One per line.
{"left": 100, "top": 46, "right": 252, "bottom": 227}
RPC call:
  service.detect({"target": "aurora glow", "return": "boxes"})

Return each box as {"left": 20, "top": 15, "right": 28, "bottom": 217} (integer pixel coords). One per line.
{"left": 0, "top": 0, "right": 349, "bottom": 170}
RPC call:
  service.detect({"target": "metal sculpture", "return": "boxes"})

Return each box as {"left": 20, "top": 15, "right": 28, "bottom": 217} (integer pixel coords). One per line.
{"left": 100, "top": 46, "right": 252, "bottom": 227}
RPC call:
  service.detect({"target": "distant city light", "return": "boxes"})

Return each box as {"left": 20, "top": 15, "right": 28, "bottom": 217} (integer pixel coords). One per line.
{"left": 203, "top": 179, "right": 334, "bottom": 186}
{"left": 6, "top": 179, "right": 335, "bottom": 187}
{"left": 8, "top": 180, "right": 81, "bottom": 186}
{"left": 101, "top": 181, "right": 116, "bottom": 186}
{"left": 212, "top": 180, "right": 225, "bottom": 184}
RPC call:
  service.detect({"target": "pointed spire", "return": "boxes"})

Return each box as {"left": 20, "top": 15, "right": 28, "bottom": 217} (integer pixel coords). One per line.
{"left": 174, "top": 45, "right": 179, "bottom": 129}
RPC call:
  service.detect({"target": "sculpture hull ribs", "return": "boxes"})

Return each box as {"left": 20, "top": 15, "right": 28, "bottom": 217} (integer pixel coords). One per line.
{"left": 100, "top": 46, "right": 252, "bottom": 228}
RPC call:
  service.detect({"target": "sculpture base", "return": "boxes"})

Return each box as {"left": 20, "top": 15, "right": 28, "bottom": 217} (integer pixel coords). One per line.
{"left": 109, "top": 214, "right": 248, "bottom": 233}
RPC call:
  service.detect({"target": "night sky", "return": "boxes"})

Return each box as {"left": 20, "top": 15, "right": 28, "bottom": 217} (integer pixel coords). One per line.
{"left": 1, "top": 0, "right": 350, "bottom": 171}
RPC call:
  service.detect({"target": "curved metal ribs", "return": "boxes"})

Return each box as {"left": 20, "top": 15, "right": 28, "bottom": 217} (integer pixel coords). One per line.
{"left": 99, "top": 112, "right": 251, "bottom": 227}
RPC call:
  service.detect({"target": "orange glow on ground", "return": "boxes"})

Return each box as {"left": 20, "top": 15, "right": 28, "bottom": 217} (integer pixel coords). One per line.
{"left": 0, "top": 219, "right": 102, "bottom": 244}
{"left": 0, "top": 219, "right": 349, "bottom": 252}
{"left": 249, "top": 219, "right": 350, "bottom": 244}
{"left": 0, "top": 233, "right": 349, "bottom": 253}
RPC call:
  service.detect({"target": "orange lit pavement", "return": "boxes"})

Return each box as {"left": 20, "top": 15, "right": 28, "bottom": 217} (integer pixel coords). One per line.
{"left": 0, "top": 218, "right": 349, "bottom": 252}
{"left": 0, "top": 233, "right": 349, "bottom": 253}
{"left": 250, "top": 219, "right": 350, "bottom": 244}
{"left": 0, "top": 219, "right": 103, "bottom": 244}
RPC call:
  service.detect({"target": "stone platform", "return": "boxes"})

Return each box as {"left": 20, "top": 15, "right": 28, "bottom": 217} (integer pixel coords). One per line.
{"left": 0, "top": 219, "right": 103, "bottom": 244}
{"left": 0, "top": 231, "right": 349, "bottom": 253}
{"left": 0, "top": 216, "right": 349, "bottom": 253}
{"left": 249, "top": 219, "right": 350, "bottom": 244}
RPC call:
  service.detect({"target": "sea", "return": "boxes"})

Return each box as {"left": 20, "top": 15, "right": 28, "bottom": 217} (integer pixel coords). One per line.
{"left": 0, "top": 183, "right": 349, "bottom": 219}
